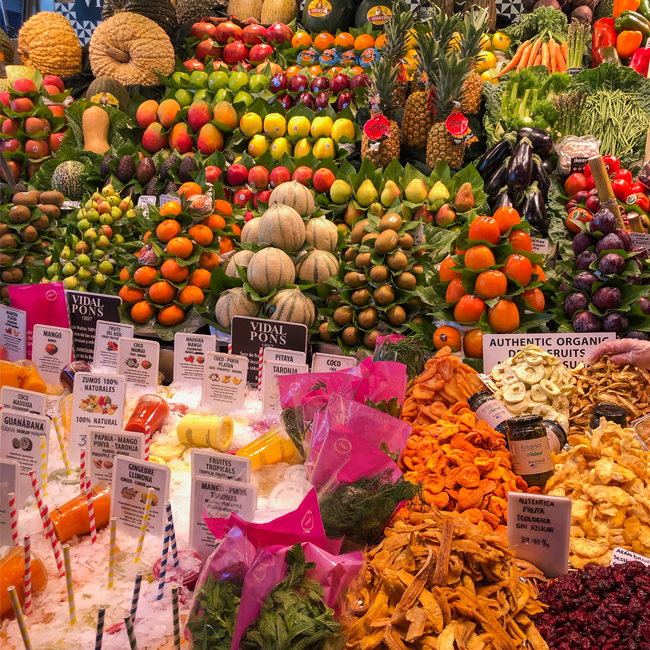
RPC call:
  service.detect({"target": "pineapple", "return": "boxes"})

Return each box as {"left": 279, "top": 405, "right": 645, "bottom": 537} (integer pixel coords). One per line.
{"left": 458, "top": 7, "right": 489, "bottom": 115}
{"left": 361, "top": 58, "right": 401, "bottom": 168}
{"left": 381, "top": 5, "right": 415, "bottom": 106}
{"left": 426, "top": 53, "right": 471, "bottom": 169}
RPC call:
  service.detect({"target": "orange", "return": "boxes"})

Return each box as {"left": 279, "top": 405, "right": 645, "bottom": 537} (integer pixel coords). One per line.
{"left": 178, "top": 285, "right": 205, "bottom": 306}
{"left": 308, "top": 65, "right": 323, "bottom": 76}
{"left": 521, "top": 288, "right": 545, "bottom": 312}
{"left": 148, "top": 280, "right": 176, "bottom": 305}
{"left": 354, "top": 34, "right": 375, "bottom": 51}
{"left": 133, "top": 266, "right": 158, "bottom": 286}
{"left": 199, "top": 251, "right": 220, "bottom": 269}
{"left": 439, "top": 256, "right": 460, "bottom": 282}
{"left": 433, "top": 326, "right": 462, "bottom": 352}
{"left": 160, "top": 259, "right": 189, "bottom": 282}
{"left": 350, "top": 65, "right": 363, "bottom": 75}
{"left": 374, "top": 33, "right": 388, "bottom": 49}
{"left": 464, "top": 245, "right": 496, "bottom": 271}
{"left": 178, "top": 182, "right": 202, "bottom": 198}
{"left": 160, "top": 201, "right": 182, "bottom": 217}
{"left": 328, "top": 67, "right": 343, "bottom": 77}
{"left": 314, "top": 32, "right": 335, "bottom": 52}
{"left": 474, "top": 270, "right": 507, "bottom": 300}
{"left": 230, "top": 223, "right": 241, "bottom": 236}
{"left": 157, "top": 304, "right": 185, "bottom": 326}
{"left": 167, "top": 236, "right": 194, "bottom": 259}
{"left": 219, "top": 237, "right": 234, "bottom": 254}
{"left": 131, "top": 300, "right": 154, "bottom": 324}
{"left": 508, "top": 230, "right": 532, "bottom": 254}
{"left": 143, "top": 231, "right": 151, "bottom": 243}
{"left": 119, "top": 268, "right": 131, "bottom": 281}
{"left": 454, "top": 295, "right": 486, "bottom": 324}
{"left": 532, "top": 264, "right": 546, "bottom": 282}
{"left": 492, "top": 207, "right": 520, "bottom": 234}
{"left": 503, "top": 254, "right": 532, "bottom": 287}
{"left": 156, "top": 219, "right": 181, "bottom": 243}
{"left": 188, "top": 268, "right": 211, "bottom": 290}
{"left": 445, "top": 277, "right": 466, "bottom": 303}
{"left": 468, "top": 216, "right": 500, "bottom": 246}
{"left": 188, "top": 224, "right": 214, "bottom": 247}
{"left": 463, "top": 328, "right": 483, "bottom": 358}
{"left": 334, "top": 32, "right": 354, "bottom": 49}
{"left": 291, "top": 31, "right": 312, "bottom": 48}
{"left": 201, "top": 213, "right": 226, "bottom": 231}
{"left": 119, "top": 285, "right": 146, "bottom": 303}
{"left": 488, "top": 299, "right": 520, "bottom": 333}
{"left": 285, "top": 65, "right": 302, "bottom": 78}
{"left": 213, "top": 199, "right": 232, "bottom": 216}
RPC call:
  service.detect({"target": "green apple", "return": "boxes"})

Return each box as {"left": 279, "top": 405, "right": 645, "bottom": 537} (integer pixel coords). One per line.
{"left": 175, "top": 88, "right": 193, "bottom": 107}
{"left": 194, "top": 89, "right": 208, "bottom": 102}
{"left": 233, "top": 90, "right": 253, "bottom": 107}
{"left": 208, "top": 70, "right": 229, "bottom": 91}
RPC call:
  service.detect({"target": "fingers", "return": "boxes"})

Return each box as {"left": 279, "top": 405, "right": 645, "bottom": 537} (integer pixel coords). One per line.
{"left": 585, "top": 339, "right": 631, "bottom": 364}
{"left": 608, "top": 353, "right": 638, "bottom": 367}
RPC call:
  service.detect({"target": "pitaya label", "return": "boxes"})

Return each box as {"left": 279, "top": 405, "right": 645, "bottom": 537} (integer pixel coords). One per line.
{"left": 261, "top": 360, "right": 309, "bottom": 416}
{"left": 118, "top": 337, "right": 160, "bottom": 391}
{"left": 93, "top": 320, "right": 134, "bottom": 372}
{"left": 32, "top": 324, "right": 73, "bottom": 385}
{"left": 364, "top": 115, "right": 390, "bottom": 141}
{"left": 308, "top": 0, "right": 331, "bottom": 16}
{"left": 367, "top": 5, "right": 392, "bottom": 23}
{"left": 174, "top": 332, "right": 216, "bottom": 387}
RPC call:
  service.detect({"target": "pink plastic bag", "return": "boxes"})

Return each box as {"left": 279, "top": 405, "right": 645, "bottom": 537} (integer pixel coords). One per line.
{"left": 353, "top": 357, "right": 407, "bottom": 417}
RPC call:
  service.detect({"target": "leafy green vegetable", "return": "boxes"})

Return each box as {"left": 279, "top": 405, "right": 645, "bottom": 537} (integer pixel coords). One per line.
{"left": 372, "top": 335, "right": 425, "bottom": 382}
{"left": 503, "top": 6, "right": 569, "bottom": 48}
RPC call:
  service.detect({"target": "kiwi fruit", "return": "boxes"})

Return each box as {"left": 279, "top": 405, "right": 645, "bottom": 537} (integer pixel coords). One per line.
{"left": 374, "top": 284, "right": 395, "bottom": 306}
{"left": 386, "top": 305, "right": 406, "bottom": 326}
{"left": 32, "top": 215, "right": 50, "bottom": 230}
{"left": 374, "top": 230, "right": 398, "bottom": 255}
{"left": 398, "top": 232, "right": 413, "bottom": 249}
{"left": 0, "top": 233, "right": 19, "bottom": 249}
{"left": 333, "top": 305, "right": 354, "bottom": 326}
{"left": 37, "top": 204, "right": 61, "bottom": 220}
{"left": 362, "top": 232, "right": 378, "bottom": 245}
{"left": 23, "top": 254, "right": 36, "bottom": 266}
{"left": 369, "top": 265, "right": 389, "bottom": 284}
{"left": 30, "top": 240, "right": 50, "bottom": 253}
{"left": 327, "top": 294, "right": 342, "bottom": 308}
{"left": 413, "top": 248, "right": 426, "bottom": 260}
{"left": 0, "top": 223, "right": 8, "bottom": 237}
{"left": 379, "top": 213, "right": 402, "bottom": 232}
{"left": 355, "top": 252, "right": 372, "bottom": 268}
{"left": 344, "top": 248, "right": 355, "bottom": 262}
{"left": 395, "top": 272, "right": 417, "bottom": 291}
{"left": 357, "top": 306, "right": 378, "bottom": 329}
{"left": 363, "top": 330, "right": 379, "bottom": 349}
{"left": 386, "top": 251, "right": 408, "bottom": 271}
{"left": 2, "top": 267, "right": 23, "bottom": 283}
{"left": 351, "top": 288, "right": 370, "bottom": 306}
{"left": 407, "top": 296, "right": 423, "bottom": 307}
{"left": 39, "top": 191, "right": 65, "bottom": 207}
{"left": 411, "top": 264, "right": 424, "bottom": 275}
{"left": 345, "top": 271, "right": 366, "bottom": 288}
{"left": 20, "top": 225, "right": 38, "bottom": 243}
{"left": 341, "top": 326, "right": 360, "bottom": 346}
{"left": 1, "top": 286, "right": 8, "bottom": 299}
{"left": 9, "top": 205, "right": 31, "bottom": 224}
{"left": 12, "top": 191, "right": 38, "bottom": 206}
{"left": 319, "top": 322, "right": 332, "bottom": 342}
{"left": 0, "top": 252, "right": 15, "bottom": 265}
{"left": 411, "top": 315, "right": 423, "bottom": 325}
{"left": 351, "top": 219, "right": 369, "bottom": 244}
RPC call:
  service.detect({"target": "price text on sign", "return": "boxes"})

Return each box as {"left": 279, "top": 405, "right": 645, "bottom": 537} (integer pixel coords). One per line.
{"left": 507, "top": 492, "right": 572, "bottom": 579}
{"left": 483, "top": 333, "right": 616, "bottom": 372}
{"left": 0, "top": 306, "right": 26, "bottom": 361}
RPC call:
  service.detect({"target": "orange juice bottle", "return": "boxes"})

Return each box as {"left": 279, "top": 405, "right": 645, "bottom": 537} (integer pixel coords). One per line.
{"left": 50, "top": 482, "right": 111, "bottom": 543}
{"left": 0, "top": 547, "right": 47, "bottom": 616}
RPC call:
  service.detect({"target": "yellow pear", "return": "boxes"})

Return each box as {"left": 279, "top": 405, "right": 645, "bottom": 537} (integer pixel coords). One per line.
{"left": 330, "top": 179, "right": 353, "bottom": 204}
{"left": 356, "top": 179, "right": 378, "bottom": 207}
{"left": 380, "top": 180, "right": 402, "bottom": 208}
{"left": 404, "top": 179, "right": 428, "bottom": 203}
{"left": 428, "top": 180, "right": 450, "bottom": 203}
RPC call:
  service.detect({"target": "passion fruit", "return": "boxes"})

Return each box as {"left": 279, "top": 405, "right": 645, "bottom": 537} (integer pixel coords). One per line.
{"left": 374, "top": 284, "right": 395, "bottom": 306}
{"left": 345, "top": 271, "right": 366, "bottom": 288}
{"left": 351, "top": 219, "right": 370, "bottom": 244}
{"left": 363, "top": 329, "right": 379, "bottom": 349}
{"left": 333, "top": 305, "right": 354, "bottom": 326}
{"left": 369, "top": 265, "right": 389, "bottom": 284}
{"left": 395, "top": 271, "right": 417, "bottom": 290}
{"left": 357, "top": 306, "right": 378, "bottom": 328}
{"left": 351, "top": 288, "right": 370, "bottom": 306}
{"left": 379, "top": 213, "right": 402, "bottom": 232}
{"left": 374, "top": 230, "right": 398, "bottom": 254}
{"left": 341, "top": 326, "right": 360, "bottom": 346}
{"left": 386, "top": 250, "right": 408, "bottom": 271}
{"left": 386, "top": 304, "right": 406, "bottom": 326}
{"left": 397, "top": 232, "right": 413, "bottom": 249}
{"left": 355, "top": 252, "right": 372, "bottom": 268}
{"left": 319, "top": 322, "right": 332, "bottom": 341}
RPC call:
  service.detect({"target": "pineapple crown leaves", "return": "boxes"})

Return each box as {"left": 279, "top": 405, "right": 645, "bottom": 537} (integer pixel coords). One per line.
{"left": 367, "top": 57, "right": 400, "bottom": 119}
{"left": 381, "top": 1, "right": 416, "bottom": 64}
{"left": 457, "top": 7, "right": 490, "bottom": 60}
{"left": 429, "top": 52, "right": 471, "bottom": 119}
{"left": 423, "top": 6, "right": 461, "bottom": 52}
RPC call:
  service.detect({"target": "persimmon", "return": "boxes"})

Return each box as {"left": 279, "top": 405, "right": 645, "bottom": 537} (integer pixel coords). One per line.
{"left": 439, "top": 256, "right": 461, "bottom": 282}
{"left": 188, "top": 269, "right": 211, "bottom": 290}
{"left": 488, "top": 299, "right": 520, "bottom": 333}
{"left": 167, "top": 237, "right": 194, "bottom": 259}
{"left": 188, "top": 224, "right": 214, "bottom": 247}
{"left": 131, "top": 301, "right": 154, "bottom": 324}
{"left": 508, "top": 230, "right": 532, "bottom": 254}
{"left": 133, "top": 266, "right": 158, "bottom": 286}
{"left": 474, "top": 270, "right": 507, "bottom": 299}
{"left": 156, "top": 219, "right": 181, "bottom": 243}
{"left": 445, "top": 278, "right": 467, "bottom": 303}
{"left": 178, "top": 285, "right": 205, "bottom": 306}
{"left": 521, "top": 288, "right": 545, "bottom": 312}
{"left": 492, "top": 206, "right": 520, "bottom": 234}
{"left": 503, "top": 254, "right": 532, "bottom": 286}
{"left": 157, "top": 304, "right": 185, "bottom": 326}
{"left": 532, "top": 264, "right": 546, "bottom": 281}
{"left": 464, "top": 245, "right": 496, "bottom": 271}
{"left": 148, "top": 281, "right": 176, "bottom": 304}
{"left": 463, "top": 328, "right": 483, "bottom": 358}
{"left": 468, "top": 216, "right": 500, "bottom": 245}
{"left": 160, "top": 259, "right": 189, "bottom": 282}
{"left": 433, "top": 326, "right": 462, "bottom": 352}
{"left": 454, "top": 295, "right": 486, "bottom": 324}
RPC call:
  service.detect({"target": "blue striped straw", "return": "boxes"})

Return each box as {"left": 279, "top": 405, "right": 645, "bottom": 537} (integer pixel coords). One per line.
{"left": 95, "top": 605, "right": 106, "bottom": 650}
{"left": 124, "top": 614, "right": 139, "bottom": 650}
{"left": 165, "top": 501, "right": 179, "bottom": 568}
{"left": 172, "top": 584, "right": 180, "bottom": 650}
{"left": 130, "top": 571, "right": 143, "bottom": 622}
{"left": 157, "top": 521, "right": 172, "bottom": 600}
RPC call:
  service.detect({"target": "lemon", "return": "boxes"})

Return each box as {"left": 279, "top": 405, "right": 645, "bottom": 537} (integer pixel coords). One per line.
{"left": 294, "top": 138, "right": 312, "bottom": 158}
{"left": 311, "top": 115, "right": 333, "bottom": 138}
{"left": 287, "top": 115, "right": 311, "bottom": 138}
{"left": 240, "top": 112, "right": 263, "bottom": 137}
{"left": 492, "top": 32, "right": 510, "bottom": 51}
{"left": 480, "top": 33, "right": 492, "bottom": 51}
{"left": 263, "top": 112, "right": 287, "bottom": 138}
{"left": 480, "top": 69, "right": 499, "bottom": 84}
{"left": 331, "top": 118, "right": 355, "bottom": 142}
{"left": 476, "top": 50, "right": 497, "bottom": 72}
{"left": 271, "top": 137, "right": 292, "bottom": 161}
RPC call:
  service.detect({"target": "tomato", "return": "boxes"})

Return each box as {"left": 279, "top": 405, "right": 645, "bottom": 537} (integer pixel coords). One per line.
{"left": 464, "top": 245, "right": 496, "bottom": 271}
{"left": 503, "top": 253, "right": 532, "bottom": 286}
{"left": 615, "top": 169, "right": 633, "bottom": 184}
{"left": 468, "top": 216, "right": 501, "bottom": 245}
{"left": 454, "top": 295, "right": 486, "bottom": 324}
{"left": 445, "top": 278, "right": 467, "bottom": 303}
{"left": 508, "top": 230, "right": 532, "bottom": 253}
{"left": 521, "top": 288, "right": 545, "bottom": 312}
{"left": 564, "top": 173, "right": 588, "bottom": 198}
{"left": 587, "top": 175, "right": 597, "bottom": 191}
{"left": 488, "top": 299, "right": 520, "bottom": 333}
{"left": 583, "top": 162, "right": 592, "bottom": 178}
{"left": 474, "top": 270, "right": 507, "bottom": 299}
{"left": 611, "top": 178, "right": 631, "bottom": 201}
{"left": 565, "top": 207, "right": 592, "bottom": 234}
{"left": 603, "top": 155, "right": 620, "bottom": 175}
{"left": 492, "top": 207, "right": 520, "bottom": 234}
{"left": 629, "top": 183, "right": 646, "bottom": 195}
{"left": 439, "top": 256, "right": 461, "bottom": 282}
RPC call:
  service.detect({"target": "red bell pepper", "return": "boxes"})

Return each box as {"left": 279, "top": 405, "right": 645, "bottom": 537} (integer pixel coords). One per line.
{"left": 629, "top": 182, "right": 646, "bottom": 194}
{"left": 629, "top": 192, "right": 650, "bottom": 212}
{"left": 593, "top": 18, "right": 618, "bottom": 50}
{"left": 630, "top": 47, "right": 650, "bottom": 75}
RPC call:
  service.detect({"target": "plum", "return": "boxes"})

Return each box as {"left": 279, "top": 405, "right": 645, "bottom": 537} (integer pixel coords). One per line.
{"left": 565, "top": 292, "right": 589, "bottom": 317}
{"left": 574, "top": 190, "right": 589, "bottom": 204}
{"left": 629, "top": 244, "right": 649, "bottom": 260}
{"left": 598, "top": 252, "right": 625, "bottom": 276}
{"left": 572, "top": 231, "right": 596, "bottom": 256}
{"left": 626, "top": 331, "right": 649, "bottom": 340}
{"left": 589, "top": 208, "right": 617, "bottom": 235}
{"left": 638, "top": 297, "right": 650, "bottom": 315}
{"left": 596, "top": 233, "right": 625, "bottom": 255}
{"left": 628, "top": 274, "right": 642, "bottom": 285}
{"left": 602, "top": 312, "right": 629, "bottom": 333}
{"left": 614, "top": 229, "right": 631, "bottom": 251}
{"left": 559, "top": 282, "right": 572, "bottom": 292}
{"left": 573, "top": 271, "right": 598, "bottom": 293}
{"left": 576, "top": 250, "right": 597, "bottom": 271}
{"left": 585, "top": 195, "right": 600, "bottom": 213}
{"left": 592, "top": 286, "right": 621, "bottom": 311}
{"left": 573, "top": 311, "right": 602, "bottom": 332}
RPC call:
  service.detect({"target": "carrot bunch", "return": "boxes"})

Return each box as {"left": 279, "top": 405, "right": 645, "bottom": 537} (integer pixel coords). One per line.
{"left": 499, "top": 36, "right": 568, "bottom": 77}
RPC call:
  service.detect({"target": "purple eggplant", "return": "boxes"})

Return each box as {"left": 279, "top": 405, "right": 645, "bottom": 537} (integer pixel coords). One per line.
{"left": 476, "top": 133, "right": 516, "bottom": 181}
{"left": 522, "top": 181, "right": 548, "bottom": 235}
{"left": 517, "top": 127, "right": 554, "bottom": 157}
{"left": 485, "top": 158, "right": 509, "bottom": 198}
{"left": 492, "top": 188, "right": 516, "bottom": 212}
{"left": 533, "top": 155, "right": 550, "bottom": 200}
{"left": 507, "top": 138, "right": 533, "bottom": 193}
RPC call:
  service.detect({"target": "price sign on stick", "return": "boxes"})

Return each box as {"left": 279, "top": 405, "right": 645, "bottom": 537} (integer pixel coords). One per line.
{"left": 89, "top": 429, "right": 145, "bottom": 485}
{"left": 32, "top": 325, "right": 73, "bottom": 384}
{"left": 1, "top": 387, "right": 46, "bottom": 416}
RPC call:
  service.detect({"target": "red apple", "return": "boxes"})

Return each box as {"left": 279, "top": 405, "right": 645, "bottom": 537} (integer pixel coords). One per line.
{"left": 43, "top": 85, "right": 62, "bottom": 97}
{"left": 253, "top": 190, "right": 272, "bottom": 208}
{"left": 350, "top": 73, "right": 371, "bottom": 90}
{"left": 196, "top": 39, "right": 223, "bottom": 62}
{"left": 248, "top": 165, "right": 269, "bottom": 190}
{"left": 289, "top": 74, "right": 309, "bottom": 93}
{"left": 24, "top": 139, "right": 49, "bottom": 159}
{"left": 183, "top": 58, "right": 204, "bottom": 72}
{"left": 292, "top": 166, "right": 313, "bottom": 186}
{"left": 27, "top": 162, "right": 42, "bottom": 179}
{"left": 223, "top": 41, "right": 249, "bottom": 65}
{"left": 205, "top": 165, "right": 222, "bottom": 184}
{"left": 314, "top": 92, "right": 331, "bottom": 110}
{"left": 1, "top": 160, "right": 20, "bottom": 182}
{"left": 233, "top": 187, "right": 254, "bottom": 208}
{"left": 311, "top": 76, "right": 330, "bottom": 92}
{"left": 12, "top": 78, "right": 37, "bottom": 93}
{"left": 48, "top": 131, "right": 66, "bottom": 153}
{"left": 1, "top": 118, "right": 19, "bottom": 136}
{"left": 335, "top": 92, "right": 354, "bottom": 112}
{"left": 330, "top": 74, "right": 350, "bottom": 93}
{"left": 214, "top": 21, "right": 243, "bottom": 45}
{"left": 242, "top": 24, "right": 268, "bottom": 46}
{"left": 43, "top": 75, "right": 65, "bottom": 93}
{"left": 249, "top": 43, "right": 273, "bottom": 63}
{"left": 11, "top": 97, "right": 34, "bottom": 113}
{"left": 244, "top": 209, "right": 254, "bottom": 222}
{"left": 270, "top": 73, "right": 288, "bottom": 93}
{"left": 276, "top": 94, "right": 294, "bottom": 110}
{"left": 415, "top": 205, "right": 434, "bottom": 223}
{"left": 191, "top": 22, "right": 216, "bottom": 39}
{"left": 313, "top": 168, "right": 335, "bottom": 193}
{"left": 24, "top": 117, "right": 51, "bottom": 136}
{"left": 266, "top": 23, "right": 293, "bottom": 44}
{"left": 239, "top": 61, "right": 253, "bottom": 72}
{"left": 0, "top": 92, "right": 10, "bottom": 107}
{"left": 0, "top": 138, "right": 21, "bottom": 153}
{"left": 297, "top": 92, "right": 314, "bottom": 109}
{"left": 226, "top": 163, "right": 248, "bottom": 186}
{"left": 270, "top": 166, "right": 291, "bottom": 188}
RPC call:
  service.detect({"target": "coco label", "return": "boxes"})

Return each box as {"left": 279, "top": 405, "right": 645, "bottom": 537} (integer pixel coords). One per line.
{"left": 0, "top": 459, "right": 18, "bottom": 546}
{"left": 191, "top": 448, "right": 251, "bottom": 483}
{"left": 311, "top": 353, "right": 357, "bottom": 373}
{"left": 0, "top": 305, "right": 26, "bottom": 361}
{"left": 261, "top": 360, "right": 309, "bottom": 415}
{"left": 89, "top": 429, "right": 145, "bottom": 485}
{"left": 201, "top": 352, "right": 248, "bottom": 411}
{"left": 1, "top": 387, "right": 47, "bottom": 416}
{"left": 32, "top": 324, "right": 73, "bottom": 384}
{"left": 118, "top": 337, "right": 160, "bottom": 390}
{"left": 174, "top": 333, "right": 216, "bottom": 386}
{"left": 93, "top": 321, "right": 134, "bottom": 371}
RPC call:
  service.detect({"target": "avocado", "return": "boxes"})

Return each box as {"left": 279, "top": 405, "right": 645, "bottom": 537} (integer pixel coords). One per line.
{"left": 164, "top": 181, "right": 179, "bottom": 195}
{"left": 178, "top": 156, "right": 198, "bottom": 183}
{"left": 116, "top": 155, "right": 136, "bottom": 183}
{"left": 160, "top": 153, "right": 180, "bottom": 180}
{"left": 100, "top": 154, "right": 117, "bottom": 178}
{"left": 136, "top": 158, "right": 156, "bottom": 184}
{"left": 145, "top": 176, "right": 160, "bottom": 198}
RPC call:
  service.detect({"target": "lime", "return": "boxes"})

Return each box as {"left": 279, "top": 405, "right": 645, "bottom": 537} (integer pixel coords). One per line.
{"left": 215, "top": 88, "right": 233, "bottom": 103}
{"left": 194, "top": 89, "right": 208, "bottom": 102}
{"left": 248, "top": 74, "right": 269, "bottom": 93}
{"left": 175, "top": 88, "right": 193, "bottom": 107}
{"left": 189, "top": 70, "right": 209, "bottom": 87}
{"left": 172, "top": 71, "right": 190, "bottom": 86}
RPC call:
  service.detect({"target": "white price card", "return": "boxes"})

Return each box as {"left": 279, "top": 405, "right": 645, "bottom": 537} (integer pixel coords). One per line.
{"left": 507, "top": 492, "right": 572, "bottom": 578}
{"left": 531, "top": 238, "right": 550, "bottom": 257}
{"left": 311, "top": 353, "right": 357, "bottom": 373}
{"left": 159, "top": 194, "right": 181, "bottom": 207}
{"left": 264, "top": 347, "right": 307, "bottom": 365}
{"left": 0, "top": 459, "right": 18, "bottom": 546}
{"left": 630, "top": 231, "right": 650, "bottom": 251}
{"left": 137, "top": 195, "right": 157, "bottom": 217}
{"left": 89, "top": 429, "right": 145, "bottom": 486}
{"left": 174, "top": 333, "right": 216, "bottom": 386}
{"left": 117, "top": 337, "right": 159, "bottom": 391}
{"left": 611, "top": 547, "right": 650, "bottom": 567}
{"left": 261, "top": 360, "right": 309, "bottom": 416}
{"left": 0, "top": 305, "right": 26, "bottom": 361}
{"left": 70, "top": 373, "right": 126, "bottom": 466}
{"left": 1, "top": 387, "right": 46, "bottom": 416}
{"left": 93, "top": 321, "right": 134, "bottom": 372}
{"left": 191, "top": 448, "right": 251, "bottom": 483}
{"left": 190, "top": 476, "right": 257, "bottom": 560}
{"left": 31, "top": 324, "right": 72, "bottom": 384}
{"left": 111, "top": 455, "right": 170, "bottom": 538}
{"left": 201, "top": 352, "right": 248, "bottom": 411}
{"left": 0, "top": 410, "right": 49, "bottom": 508}
{"left": 483, "top": 332, "right": 616, "bottom": 372}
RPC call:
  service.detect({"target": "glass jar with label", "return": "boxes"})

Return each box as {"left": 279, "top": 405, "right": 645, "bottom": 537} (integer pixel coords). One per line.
{"left": 542, "top": 420, "right": 567, "bottom": 454}
{"left": 468, "top": 391, "right": 511, "bottom": 434}
{"left": 506, "top": 415, "right": 555, "bottom": 489}
{"left": 590, "top": 402, "right": 628, "bottom": 431}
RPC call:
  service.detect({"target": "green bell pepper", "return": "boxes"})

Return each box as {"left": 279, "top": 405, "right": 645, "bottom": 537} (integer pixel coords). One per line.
{"left": 639, "top": 0, "right": 650, "bottom": 20}
{"left": 615, "top": 10, "right": 650, "bottom": 36}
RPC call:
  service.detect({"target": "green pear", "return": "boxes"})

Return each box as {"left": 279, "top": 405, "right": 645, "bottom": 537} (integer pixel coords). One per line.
{"left": 380, "top": 180, "right": 402, "bottom": 208}
{"left": 428, "top": 180, "right": 450, "bottom": 203}
{"left": 330, "top": 180, "right": 353, "bottom": 205}
{"left": 453, "top": 182, "right": 475, "bottom": 212}
{"left": 356, "top": 179, "right": 378, "bottom": 207}
{"left": 404, "top": 179, "right": 428, "bottom": 203}
{"left": 370, "top": 202, "right": 385, "bottom": 218}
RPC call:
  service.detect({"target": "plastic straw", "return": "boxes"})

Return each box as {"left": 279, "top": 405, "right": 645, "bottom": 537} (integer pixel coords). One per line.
{"left": 157, "top": 520, "right": 171, "bottom": 600}
{"left": 165, "top": 501, "right": 179, "bottom": 568}
{"left": 172, "top": 583, "right": 180, "bottom": 650}
{"left": 144, "top": 433, "right": 150, "bottom": 462}
{"left": 124, "top": 614, "right": 139, "bottom": 650}
{"left": 39, "top": 436, "right": 47, "bottom": 497}
{"left": 9, "top": 491, "right": 18, "bottom": 546}
{"left": 23, "top": 534, "right": 32, "bottom": 616}
{"left": 52, "top": 412, "right": 71, "bottom": 475}
{"left": 28, "top": 471, "right": 44, "bottom": 512}
{"left": 130, "top": 571, "right": 143, "bottom": 622}
{"left": 8, "top": 586, "right": 33, "bottom": 650}
{"left": 39, "top": 504, "right": 64, "bottom": 577}
{"left": 87, "top": 485, "right": 97, "bottom": 544}
{"left": 228, "top": 342, "right": 232, "bottom": 354}
{"left": 258, "top": 346, "right": 263, "bottom": 390}
{"left": 80, "top": 448, "right": 87, "bottom": 494}
{"left": 134, "top": 488, "right": 154, "bottom": 564}
{"left": 95, "top": 605, "right": 106, "bottom": 650}
{"left": 62, "top": 544, "right": 76, "bottom": 626}
{"left": 108, "top": 517, "right": 117, "bottom": 588}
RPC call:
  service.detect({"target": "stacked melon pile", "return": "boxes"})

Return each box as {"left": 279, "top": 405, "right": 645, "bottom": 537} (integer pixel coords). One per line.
{"left": 215, "top": 180, "right": 340, "bottom": 330}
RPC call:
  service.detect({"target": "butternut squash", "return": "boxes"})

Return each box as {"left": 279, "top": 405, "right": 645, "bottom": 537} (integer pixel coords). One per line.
{"left": 82, "top": 106, "right": 110, "bottom": 155}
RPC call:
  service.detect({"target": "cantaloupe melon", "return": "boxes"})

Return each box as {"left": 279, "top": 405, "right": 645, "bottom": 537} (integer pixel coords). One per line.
{"left": 305, "top": 218, "right": 339, "bottom": 253}
{"left": 268, "top": 180, "right": 315, "bottom": 217}
{"left": 215, "top": 287, "right": 261, "bottom": 330}
{"left": 241, "top": 217, "right": 262, "bottom": 245}
{"left": 295, "top": 250, "right": 339, "bottom": 286}
{"left": 258, "top": 204, "right": 305, "bottom": 252}
{"left": 265, "top": 286, "right": 315, "bottom": 328}
{"left": 226, "top": 250, "right": 255, "bottom": 278}
{"left": 247, "top": 247, "right": 295, "bottom": 296}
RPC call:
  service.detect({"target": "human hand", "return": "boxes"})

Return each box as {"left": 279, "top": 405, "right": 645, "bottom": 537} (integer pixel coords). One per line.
{"left": 585, "top": 338, "right": 650, "bottom": 369}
